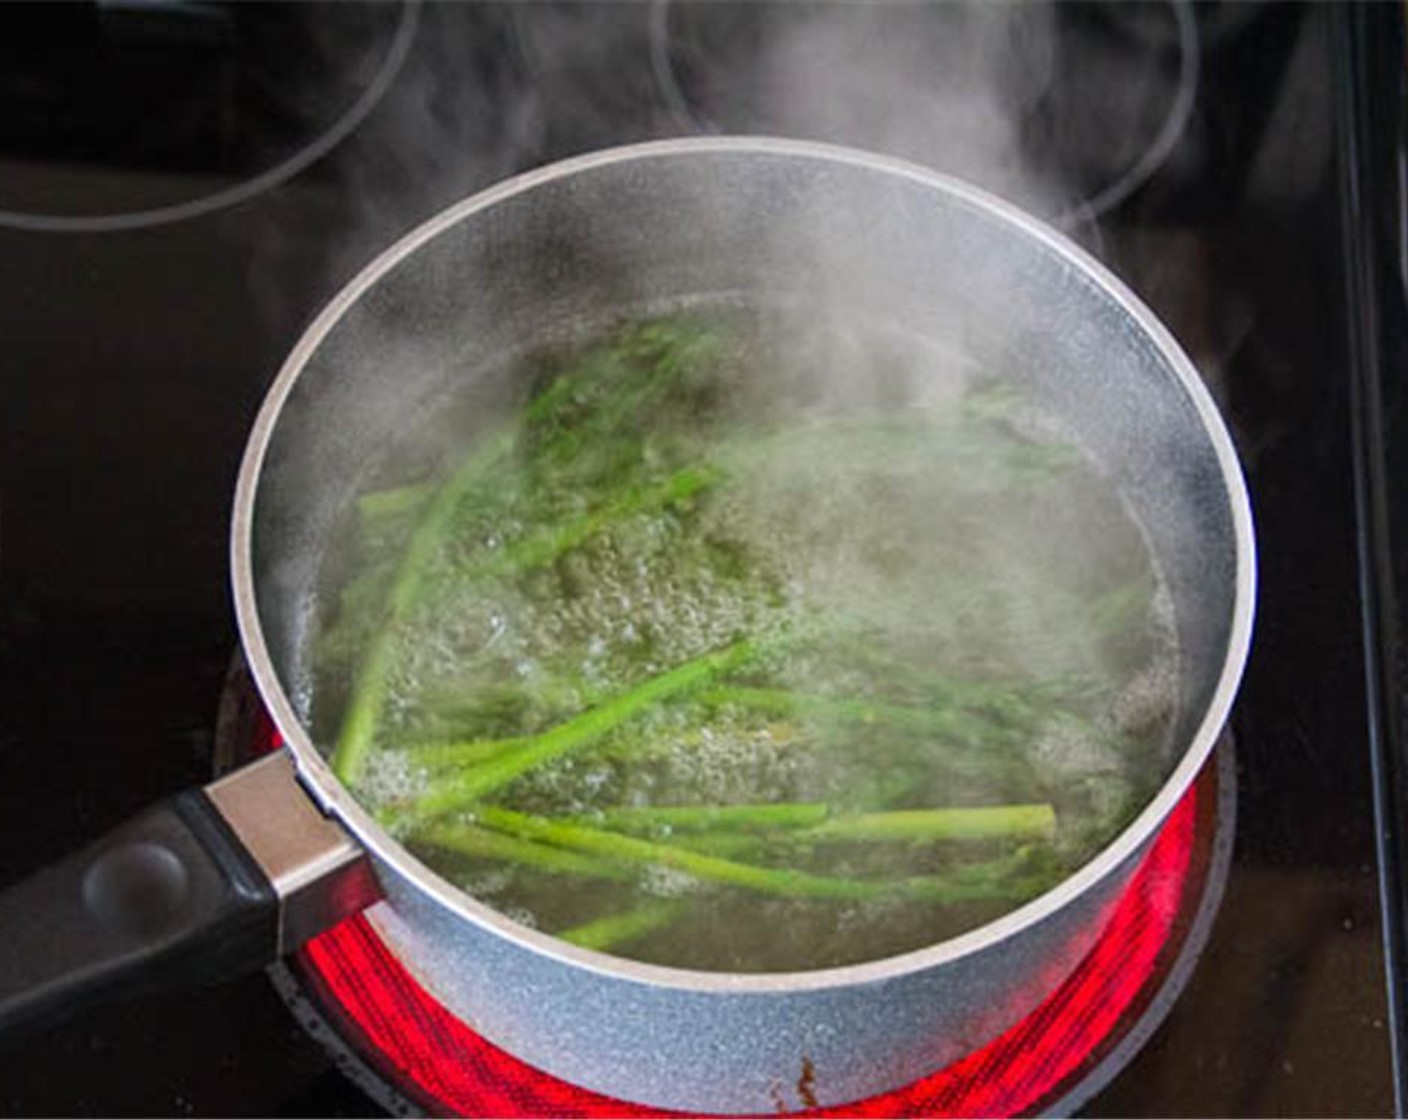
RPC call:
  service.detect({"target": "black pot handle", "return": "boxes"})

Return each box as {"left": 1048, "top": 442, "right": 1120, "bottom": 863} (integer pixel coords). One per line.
{"left": 0, "top": 752, "right": 376, "bottom": 1040}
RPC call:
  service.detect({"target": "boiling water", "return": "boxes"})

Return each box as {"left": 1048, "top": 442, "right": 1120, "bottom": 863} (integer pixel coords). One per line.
{"left": 309, "top": 304, "right": 1178, "bottom": 972}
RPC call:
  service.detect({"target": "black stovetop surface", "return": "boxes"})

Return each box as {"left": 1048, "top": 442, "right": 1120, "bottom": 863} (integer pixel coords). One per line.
{"left": 0, "top": 2, "right": 1401, "bottom": 1115}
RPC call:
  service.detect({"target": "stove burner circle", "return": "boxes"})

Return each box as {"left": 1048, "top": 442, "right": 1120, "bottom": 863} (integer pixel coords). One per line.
{"left": 211, "top": 655, "right": 1233, "bottom": 1117}
{"left": 1042, "top": 738, "right": 1235, "bottom": 1116}
{"left": 283, "top": 764, "right": 1225, "bottom": 1117}
{"left": 647, "top": 0, "right": 1199, "bottom": 227}
{"left": 0, "top": 1, "right": 417, "bottom": 233}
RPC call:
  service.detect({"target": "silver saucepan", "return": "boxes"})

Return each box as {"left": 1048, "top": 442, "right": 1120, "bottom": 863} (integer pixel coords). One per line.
{"left": 0, "top": 138, "right": 1254, "bottom": 1114}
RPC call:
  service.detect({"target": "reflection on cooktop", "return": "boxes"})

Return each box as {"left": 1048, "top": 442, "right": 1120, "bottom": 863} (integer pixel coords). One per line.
{"left": 0, "top": 0, "right": 414, "bottom": 230}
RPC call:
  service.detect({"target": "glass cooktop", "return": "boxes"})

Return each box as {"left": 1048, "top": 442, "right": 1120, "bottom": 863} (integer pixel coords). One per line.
{"left": 0, "top": 3, "right": 1401, "bottom": 1115}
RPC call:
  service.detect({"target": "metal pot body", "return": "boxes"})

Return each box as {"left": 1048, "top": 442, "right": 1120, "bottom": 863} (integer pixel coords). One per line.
{"left": 233, "top": 138, "right": 1254, "bottom": 1113}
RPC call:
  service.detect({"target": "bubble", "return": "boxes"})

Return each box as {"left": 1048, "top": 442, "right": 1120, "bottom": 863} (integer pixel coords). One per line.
{"left": 501, "top": 906, "right": 540, "bottom": 930}
{"left": 641, "top": 866, "right": 702, "bottom": 898}
{"left": 1108, "top": 657, "right": 1179, "bottom": 741}
{"left": 355, "top": 749, "right": 429, "bottom": 813}
{"left": 464, "top": 869, "right": 513, "bottom": 896}
{"left": 1030, "top": 713, "right": 1121, "bottom": 779}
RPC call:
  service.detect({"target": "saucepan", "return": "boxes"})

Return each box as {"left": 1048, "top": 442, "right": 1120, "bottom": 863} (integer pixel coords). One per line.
{"left": 0, "top": 138, "right": 1254, "bottom": 1114}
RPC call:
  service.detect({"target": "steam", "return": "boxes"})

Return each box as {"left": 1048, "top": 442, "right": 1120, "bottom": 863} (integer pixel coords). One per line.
{"left": 652, "top": 2, "right": 1067, "bottom": 217}
{"left": 246, "top": 1, "right": 1198, "bottom": 343}
{"left": 247, "top": 1, "right": 1199, "bottom": 799}
{"left": 649, "top": 1, "right": 1195, "bottom": 228}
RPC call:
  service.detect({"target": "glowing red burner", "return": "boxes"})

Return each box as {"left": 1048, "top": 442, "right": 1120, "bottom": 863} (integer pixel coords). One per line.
{"left": 290, "top": 789, "right": 1198, "bottom": 1117}
{"left": 243, "top": 702, "right": 1209, "bottom": 1118}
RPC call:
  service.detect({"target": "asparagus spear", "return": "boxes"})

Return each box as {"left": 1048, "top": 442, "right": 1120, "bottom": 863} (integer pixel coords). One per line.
{"left": 556, "top": 801, "right": 1055, "bottom": 844}
{"left": 412, "top": 821, "right": 632, "bottom": 881}
{"left": 328, "top": 342, "right": 649, "bottom": 785}
{"left": 402, "top": 737, "right": 518, "bottom": 773}
{"left": 696, "top": 686, "right": 1026, "bottom": 746}
{"left": 553, "top": 801, "right": 1056, "bottom": 865}
{"left": 474, "top": 806, "right": 1049, "bottom": 906}
{"left": 402, "top": 636, "right": 763, "bottom": 818}
{"left": 472, "top": 806, "right": 906, "bottom": 902}
{"left": 461, "top": 462, "right": 721, "bottom": 585}
{"left": 797, "top": 804, "right": 1056, "bottom": 843}
{"left": 709, "top": 412, "right": 1080, "bottom": 495}
{"left": 564, "top": 802, "right": 832, "bottom": 835}
{"left": 554, "top": 900, "right": 691, "bottom": 952}
{"left": 398, "top": 637, "right": 1046, "bottom": 821}
{"left": 356, "top": 481, "right": 434, "bottom": 524}
{"left": 329, "top": 428, "right": 518, "bottom": 785}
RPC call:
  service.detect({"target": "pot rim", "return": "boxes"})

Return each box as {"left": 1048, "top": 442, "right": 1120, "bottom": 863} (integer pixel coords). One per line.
{"left": 230, "top": 135, "right": 1256, "bottom": 994}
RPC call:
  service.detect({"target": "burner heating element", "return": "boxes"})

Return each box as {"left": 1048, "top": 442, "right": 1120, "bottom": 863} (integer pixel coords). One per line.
{"left": 214, "top": 657, "right": 1231, "bottom": 1117}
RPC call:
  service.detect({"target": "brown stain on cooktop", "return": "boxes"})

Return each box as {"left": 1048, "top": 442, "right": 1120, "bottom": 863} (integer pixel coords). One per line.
{"left": 768, "top": 1056, "right": 821, "bottom": 1113}
{"left": 797, "top": 1055, "right": 820, "bottom": 1110}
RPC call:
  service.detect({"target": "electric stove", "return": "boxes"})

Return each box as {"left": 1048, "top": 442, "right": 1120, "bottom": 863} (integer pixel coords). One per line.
{"left": 0, "top": 2, "right": 1402, "bottom": 1115}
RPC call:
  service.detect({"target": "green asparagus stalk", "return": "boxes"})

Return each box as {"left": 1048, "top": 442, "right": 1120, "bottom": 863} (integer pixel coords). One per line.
{"left": 799, "top": 626, "right": 1089, "bottom": 721}
{"left": 472, "top": 806, "right": 896, "bottom": 902}
{"left": 564, "top": 802, "right": 832, "bottom": 834}
{"left": 401, "top": 737, "right": 518, "bottom": 773}
{"left": 558, "top": 801, "right": 1055, "bottom": 844}
{"left": 401, "top": 621, "right": 1042, "bottom": 812}
{"left": 797, "top": 804, "right": 1056, "bottom": 843}
{"left": 463, "top": 462, "right": 720, "bottom": 585}
{"left": 554, "top": 900, "right": 691, "bottom": 952}
{"left": 330, "top": 429, "right": 517, "bottom": 785}
{"left": 412, "top": 821, "right": 632, "bottom": 881}
{"left": 404, "top": 636, "right": 762, "bottom": 818}
{"left": 896, "top": 846, "right": 1062, "bottom": 906}
{"left": 544, "top": 801, "right": 1053, "bottom": 873}
{"left": 475, "top": 806, "right": 1051, "bottom": 906}
{"left": 329, "top": 366, "right": 595, "bottom": 785}
{"left": 333, "top": 328, "right": 729, "bottom": 780}
{"left": 665, "top": 831, "right": 785, "bottom": 859}
{"left": 356, "top": 482, "right": 434, "bottom": 524}
{"left": 714, "top": 413, "right": 1078, "bottom": 490}
{"left": 696, "top": 686, "right": 1025, "bottom": 746}
{"left": 526, "top": 324, "right": 718, "bottom": 472}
